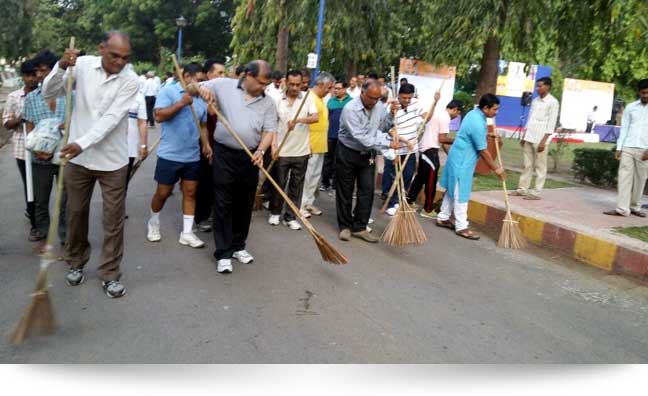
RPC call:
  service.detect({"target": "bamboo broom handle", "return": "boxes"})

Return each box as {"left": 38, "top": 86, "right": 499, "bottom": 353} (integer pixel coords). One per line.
{"left": 171, "top": 55, "right": 204, "bottom": 135}
{"left": 491, "top": 123, "right": 513, "bottom": 212}
{"left": 389, "top": 66, "right": 404, "bottom": 207}
{"left": 43, "top": 36, "right": 75, "bottom": 262}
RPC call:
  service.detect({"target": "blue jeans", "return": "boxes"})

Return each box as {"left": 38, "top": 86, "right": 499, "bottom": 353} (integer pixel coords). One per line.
{"left": 382, "top": 154, "right": 417, "bottom": 208}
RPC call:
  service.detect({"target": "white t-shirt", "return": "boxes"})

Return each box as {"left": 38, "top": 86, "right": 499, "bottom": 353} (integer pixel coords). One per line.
{"left": 275, "top": 93, "right": 318, "bottom": 157}
{"left": 127, "top": 93, "right": 147, "bottom": 158}
{"left": 265, "top": 84, "right": 283, "bottom": 102}
{"left": 420, "top": 109, "right": 451, "bottom": 151}
{"left": 348, "top": 87, "right": 361, "bottom": 98}
{"left": 388, "top": 100, "right": 423, "bottom": 155}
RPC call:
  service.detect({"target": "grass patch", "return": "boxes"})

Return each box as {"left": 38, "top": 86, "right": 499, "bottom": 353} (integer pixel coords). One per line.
{"left": 616, "top": 226, "right": 648, "bottom": 244}
{"left": 473, "top": 169, "right": 574, "bottom": 192}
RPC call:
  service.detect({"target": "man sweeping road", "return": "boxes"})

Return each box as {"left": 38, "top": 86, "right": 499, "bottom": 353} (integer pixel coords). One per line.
{"left": 43, "top": 31, "right": 139, "bottom": 298}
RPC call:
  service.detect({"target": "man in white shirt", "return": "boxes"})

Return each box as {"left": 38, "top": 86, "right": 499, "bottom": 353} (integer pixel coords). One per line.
{"left": 269, "top": 70, "right": 318, "bottom": 230}
{"left": 586, "top": 106, "right": 598, "bottom": 133}
{"left": 604, "top": 79, "right": 648, "bottom": 217}
{"left": 511, "top": 77, "right": 560, "bottom": 200}
{"left": 265, "top": 70, "right": 284, "bottom": 102}
{"left": 142, "top": 71, "right": 158, "bottom": 126}
{"left": 43, "top": 31, "right": 139, "bottom": 298}
{"left": 347, "top": 76, "right": 360, "bottom": 98}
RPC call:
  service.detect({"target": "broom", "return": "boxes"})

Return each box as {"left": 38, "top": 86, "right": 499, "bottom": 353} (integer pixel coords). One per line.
{"left": 253, "top": 89, "right": 312, "bottom": 210}
{"left": 491, "top": 119, "right": 526, "bottom": 249}
{"left": 171, "top": 57, "right": 347, "bottom": 265}
{"left": 381, "top": 66, "right": 427, "bottom": 246}
{"left": 380, "top": 78, "right": 447, "bottom": 213}
{"left": 12, "top": 37, "right": 76, "bottom": 344}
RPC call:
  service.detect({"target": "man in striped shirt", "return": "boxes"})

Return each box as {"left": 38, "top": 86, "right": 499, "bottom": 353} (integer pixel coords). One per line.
{"left": 382, "top": 83, "right": 423, "bottom": 215}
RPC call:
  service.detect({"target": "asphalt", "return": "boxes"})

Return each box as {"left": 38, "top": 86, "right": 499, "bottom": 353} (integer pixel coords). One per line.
{"left": 1, "top": 132, "right": 647, "bottom": 363}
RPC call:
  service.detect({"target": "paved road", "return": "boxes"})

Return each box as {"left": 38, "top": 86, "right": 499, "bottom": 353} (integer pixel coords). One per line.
{"left": 1, "top": 134, "right": 647, "bottom": 363}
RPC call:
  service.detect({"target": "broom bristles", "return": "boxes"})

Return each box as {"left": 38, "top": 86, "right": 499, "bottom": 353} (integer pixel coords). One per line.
{"left": 302, "top": 223, "right": 348, "bottom": 264}
{"left": 11, "top": 268, "right": 56, "bottom": 344}
{"left": 497, "top": 213, "right": 527, "bottom": 249}
{"left": 253, "top": 189, "right": 264, "bottom": 211}
{"left": 381, "top": 202, "right": 427, "bottom": 247}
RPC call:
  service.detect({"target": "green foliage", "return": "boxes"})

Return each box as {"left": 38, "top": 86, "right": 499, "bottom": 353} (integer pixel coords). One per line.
{"left": 452, "top": 91, "right": 474, "bottom": 111}
{"left": 572, "top": 147, "right": 619, "bottom": 186}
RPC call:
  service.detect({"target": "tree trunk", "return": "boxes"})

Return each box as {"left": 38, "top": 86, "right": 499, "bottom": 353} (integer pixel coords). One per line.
{"left": 345, "top": 61, "right": 356, "bottom": 80}
{"left": 474, "top": 35, "right": 500, "bottom": 104}
{"left": 275, "top": 26, "right": 289, "bottom": 73}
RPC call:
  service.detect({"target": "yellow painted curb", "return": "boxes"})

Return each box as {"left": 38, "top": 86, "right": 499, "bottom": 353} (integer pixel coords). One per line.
{"left": 574, "top": 234, "right": 617, "bottom": 271}
{"left": 467, "top": 201, "right": 488, "bottom": 225}
{"left": 518, "top": 215, "right": 545, "bottom": 244}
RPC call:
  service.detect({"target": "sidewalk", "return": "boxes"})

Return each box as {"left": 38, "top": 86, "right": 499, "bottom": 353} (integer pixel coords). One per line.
{"left": 467, "top": 186, "right": 648, "bottom": 283}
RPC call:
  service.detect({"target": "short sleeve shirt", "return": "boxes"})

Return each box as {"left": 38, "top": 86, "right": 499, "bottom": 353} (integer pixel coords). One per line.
{"left": 127, "top": 93, "right": 147, "bottom": 158}
{"left": 202, "top": 78, "right": 278, "bottom": 150}
{"left": 308, "top": 94, "right": 329, "bottom": 153}
{"left": 420, "top": 109, "right": 451, "bottom": 151}
{"left": 155, "top": 83, "right": 207, "bottom": 163}
{"left": 275, "top": 92, "right": 318, "bottom": 157}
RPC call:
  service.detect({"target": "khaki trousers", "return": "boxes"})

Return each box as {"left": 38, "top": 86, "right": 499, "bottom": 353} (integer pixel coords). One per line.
{"left": 64, "top": 162, "right": 128, "bottom": 281}
{"left": 517, "top": 141, "right": 549, "bottom": 195}
{"left": 616, "top": 148, "right": 648, "bottom": 215}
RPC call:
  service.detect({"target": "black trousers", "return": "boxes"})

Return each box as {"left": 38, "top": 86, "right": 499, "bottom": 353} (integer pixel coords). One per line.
{"left": 16, "top": 159, "right": 36, "bottom": 228}
{"left": 195, "top": 149, "right": 214, "bottom": 224}
{"left": 32, "top": 162, "right": 67, "bottom": 242}
{"left": 321, "top": 138, "right": 338, "bottom": 189}
{"left": 408, "top": 148, "right": 440, "bottom": 213}
{"left": 259, "top": 149, "right": 274, "bottom": 201}
{"left": 125, "top": 157, "right": 136, "bottom": 192}
{"left": 335, "top": 142, "right": 375, "bottom": 233}
{"left": 145, "top": 96, "right": 156, "bottom": 126}
{"left": 270, "top": 155, "right": 309, "bottom": 222}
{"left": 212, "top": 143, "right": 258, "bottom": 260}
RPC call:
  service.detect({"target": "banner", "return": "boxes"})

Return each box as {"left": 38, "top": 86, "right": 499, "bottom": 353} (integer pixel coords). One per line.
{"left": 399, "top": 58, "right": 456, "bottom": 113}
{"left": 496, "top": 61, "right": 537, "bottom": 98}
{"left": 560, "top": 78, "right": 615, "bottom": 131}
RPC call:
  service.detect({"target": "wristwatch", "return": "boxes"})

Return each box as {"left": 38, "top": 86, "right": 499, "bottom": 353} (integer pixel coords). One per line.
{"left": 141, "top": 144, "right": 147, "bottom": 148}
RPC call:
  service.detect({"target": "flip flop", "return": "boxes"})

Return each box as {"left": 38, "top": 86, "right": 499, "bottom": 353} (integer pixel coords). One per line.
{"left": 436, "top": 220, "right": 455, "bottom": 230}
{"left": 603, "top": 210, "right": 626, "bottom": 216}
{"left": 456, "top": 229, "right": 480, "bottom": 240}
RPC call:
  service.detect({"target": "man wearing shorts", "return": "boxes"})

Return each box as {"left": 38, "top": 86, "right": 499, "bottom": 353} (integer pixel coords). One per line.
{"left": 147, "top": 63, "right": 212, "bottom": 248}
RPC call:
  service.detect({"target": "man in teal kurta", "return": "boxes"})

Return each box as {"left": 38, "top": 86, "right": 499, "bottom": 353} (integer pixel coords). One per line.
{"left": 438, "top": 94, "right": 505, "bottom": 240}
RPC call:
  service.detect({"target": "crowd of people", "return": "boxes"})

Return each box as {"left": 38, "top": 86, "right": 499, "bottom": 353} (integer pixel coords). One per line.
{"left": 5, "top": 30, "right": 646, "bottom": 299}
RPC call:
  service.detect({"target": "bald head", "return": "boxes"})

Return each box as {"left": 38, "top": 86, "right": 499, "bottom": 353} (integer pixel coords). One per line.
{"left": 360, "top": 80, "right": 383, "bottom": 110}
{"left": 243, "top": 59, "right": 272, "bottom": 97}
{"left": 99, "top": 30, "right": 131, "bottom": 75}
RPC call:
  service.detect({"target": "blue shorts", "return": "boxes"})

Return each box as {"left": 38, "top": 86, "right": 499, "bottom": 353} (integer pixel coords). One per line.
{"left": 154, "top": 157, "right": 201, "bottom": 185}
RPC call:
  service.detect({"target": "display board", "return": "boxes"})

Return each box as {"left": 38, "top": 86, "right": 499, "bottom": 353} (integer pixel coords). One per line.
{"left": 399, "top": 58, "right": 456, "bottom": 114}
{"left": 560, "top": 78, "right": 615, "bottom": 132}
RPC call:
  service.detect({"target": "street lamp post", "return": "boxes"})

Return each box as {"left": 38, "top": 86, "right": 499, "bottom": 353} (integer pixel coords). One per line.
{"left": 311, "top": 0, "right": 325, "bottom": 85}
{"left": 176, "top": 15, "right": 188, "bottom": 64}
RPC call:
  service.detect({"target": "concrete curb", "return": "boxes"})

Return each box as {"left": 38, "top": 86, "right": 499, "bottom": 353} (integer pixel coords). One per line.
{"left": 466, "top": 198, "right": 648, "bottom": 284}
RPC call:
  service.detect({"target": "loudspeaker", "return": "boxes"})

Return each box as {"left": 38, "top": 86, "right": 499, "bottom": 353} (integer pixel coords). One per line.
{"left": 521, "top": 91, "right": 533, "bottom": 107}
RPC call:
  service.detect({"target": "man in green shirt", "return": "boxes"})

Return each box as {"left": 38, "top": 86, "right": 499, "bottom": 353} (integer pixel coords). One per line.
{"left": 321, "top": 80, "right": 352, "bottom": 191}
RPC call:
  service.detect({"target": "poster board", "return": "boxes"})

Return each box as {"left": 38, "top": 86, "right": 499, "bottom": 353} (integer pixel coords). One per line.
{"left": 560, "top": 78, "right": 615, "bottom": 131}
{"left": 496, "top": 61, "right": 537, "bottom": 98}
{"left": 398, "top": 58, "right": 456, "bottom": 114}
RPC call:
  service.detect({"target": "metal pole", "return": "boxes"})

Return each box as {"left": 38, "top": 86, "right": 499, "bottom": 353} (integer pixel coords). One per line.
{"left": 177, "top": 28, "right": 183, "bottom": 64}
{"left": 311, "top": 0, "right": 325, "bottom": 85}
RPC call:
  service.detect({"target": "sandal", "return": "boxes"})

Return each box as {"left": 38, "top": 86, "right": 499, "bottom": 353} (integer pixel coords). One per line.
{"left": 631, "top": 210, "right": 647, "bottom": 218}
{"left": 455, "top": 228, "right": 480, "bottom": 240}
{"left": 436, "top": 219, "right": 455, "bottom": 230}
{"left": 603, "top": 210, "right": 626, "bottom": 217}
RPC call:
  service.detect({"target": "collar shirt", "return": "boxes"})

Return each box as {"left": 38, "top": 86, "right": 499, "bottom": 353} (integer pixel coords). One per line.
{"left": 524, "top": 93, "right": 560, "bottom": 144}
{"left": 338, "top": 96, "right": 394, "bottom": 152}
{"left": 201, "top": 77, "right": 278, "bottom": 150}
{"left": 2, "top": 88, "right": 27, "bottom": 159}
{"left": 617, "top": 100, "right": 648, "bottom": 150}
{"left": 42, "top": 55, "right": 139, "bottom": 171}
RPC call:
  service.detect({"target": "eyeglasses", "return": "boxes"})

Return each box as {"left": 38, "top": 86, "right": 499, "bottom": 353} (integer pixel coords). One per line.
{"left": 250, "top": 75, "right": 271, "bottom": 86}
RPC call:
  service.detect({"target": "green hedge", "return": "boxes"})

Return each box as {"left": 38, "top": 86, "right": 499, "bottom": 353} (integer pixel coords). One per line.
{"left": 572, "top": 147, "right": 619, "bottom": 186}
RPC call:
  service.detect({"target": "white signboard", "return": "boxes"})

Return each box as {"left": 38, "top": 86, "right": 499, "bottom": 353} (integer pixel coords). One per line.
{"left": 560, "top": 78, "right": 615, "bottom": 131}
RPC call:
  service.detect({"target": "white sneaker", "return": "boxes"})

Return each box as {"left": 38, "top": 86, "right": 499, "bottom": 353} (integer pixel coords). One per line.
{"left": 385, "top": 204, "right": 400, "bottom": 217}
{"left": 268, "top": 214, "right": 280, "bottom": 226}
{"left": 368, "top": 217, "right": 374, "bottom": 224}
{"left": 178, "top": 231, "right": 205, "bottom": 248}
{"left": 283, "top": 220, "right": 302, "bottom": 230}
{"left": 147, "top": 219, "right": 161, "bottom": 242}
{"left": 300, "top": 209, "right": 311, "bottom": 219}
{"left": 233, "top": 249, "right": 254, "bottom": 264}
{"left": 217, "top": 259, "right": 233, "bottom": 273}
{"left": 366, "top": 225, "right": 373, "bottom": 233}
